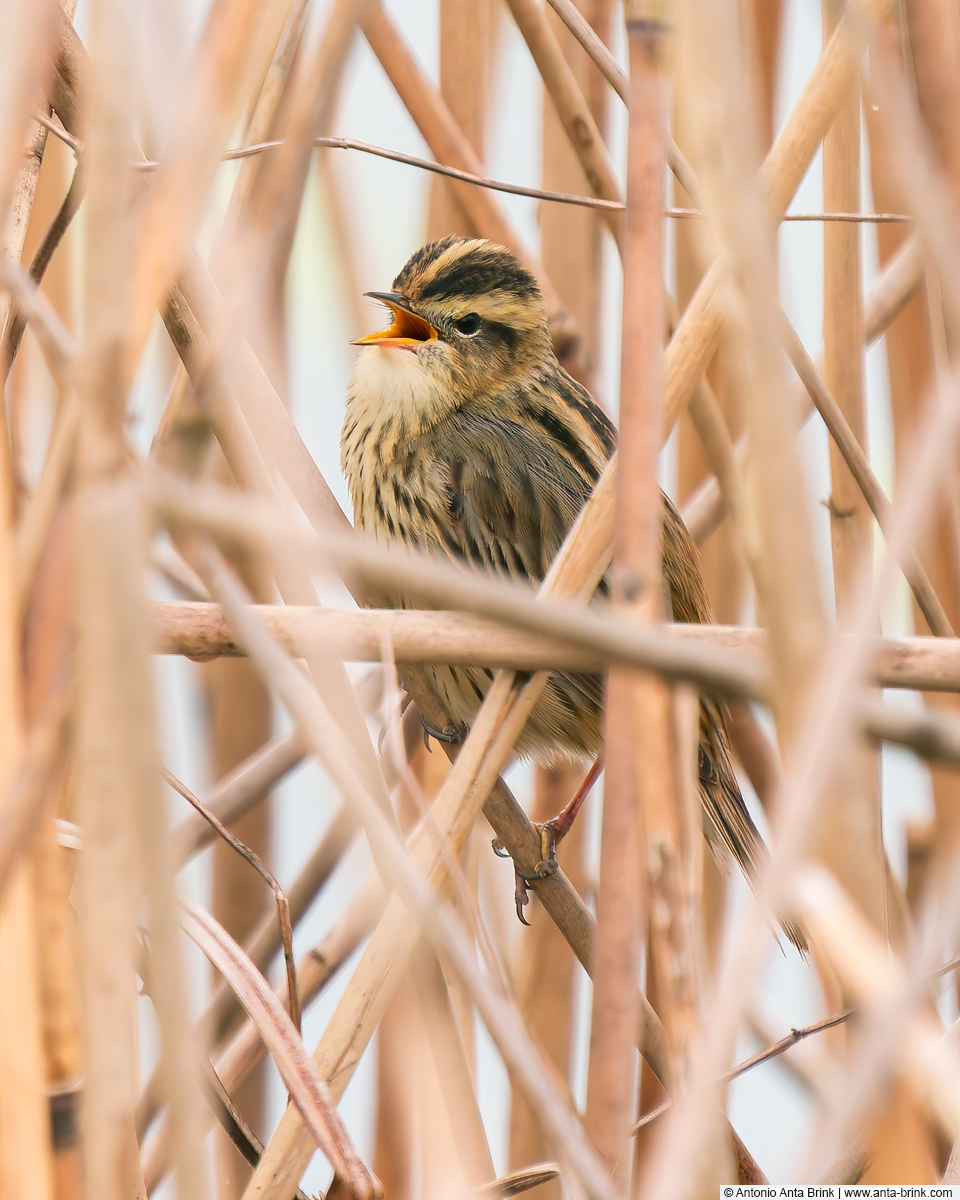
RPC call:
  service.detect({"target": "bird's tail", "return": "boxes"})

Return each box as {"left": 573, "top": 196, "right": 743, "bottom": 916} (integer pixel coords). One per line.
{"left": 699, "top": 706, "right": 808, "bottom": 955}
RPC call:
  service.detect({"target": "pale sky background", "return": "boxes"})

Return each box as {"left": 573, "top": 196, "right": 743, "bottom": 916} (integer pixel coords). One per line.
{"left": 61, "top": 0, "right": 953, "bottom": 1191}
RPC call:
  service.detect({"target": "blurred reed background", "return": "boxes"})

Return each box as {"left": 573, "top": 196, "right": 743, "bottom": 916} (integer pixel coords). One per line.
{"left": 2, "top": 0, "right": 960, "bottom": 1198}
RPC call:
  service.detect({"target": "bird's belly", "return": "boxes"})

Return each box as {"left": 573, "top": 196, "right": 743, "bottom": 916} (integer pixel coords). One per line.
{"left": 350, "top": 466, "right": 600, "bottom": 763}
{"left": 421, "top": 662, "right": 601, "bottom": 765}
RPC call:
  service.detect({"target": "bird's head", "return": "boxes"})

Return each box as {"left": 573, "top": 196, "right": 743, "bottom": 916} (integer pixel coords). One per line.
{"left": 351, "top": 236, "right": 551, "bottom": 406}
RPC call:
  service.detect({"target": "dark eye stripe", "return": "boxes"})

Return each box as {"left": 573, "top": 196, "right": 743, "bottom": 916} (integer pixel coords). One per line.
{"left": 483, "top": 321, "right": 520, "bottom": 353}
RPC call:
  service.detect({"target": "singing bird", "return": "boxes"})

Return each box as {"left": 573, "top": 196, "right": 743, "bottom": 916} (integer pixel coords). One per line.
{"left": 342, "top": 235, "right": 801, "bottom": 947}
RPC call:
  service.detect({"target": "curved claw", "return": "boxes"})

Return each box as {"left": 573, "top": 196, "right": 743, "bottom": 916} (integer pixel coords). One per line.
{"left": 491, "top": 838, "right": 511, "bottom": 859}
{"left": 514, "top": 872, "right": 531, "bottom": 926}
{"left": 420, "top": 715, "right": 464, "bottom": 749}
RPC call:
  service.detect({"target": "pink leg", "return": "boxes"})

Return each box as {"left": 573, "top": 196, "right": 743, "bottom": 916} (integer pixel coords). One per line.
{"left": 495, "top": 758, "right": 604, "bottom": 927}
{"left": 540, "top": 757, "right": 604, "bottom": 849}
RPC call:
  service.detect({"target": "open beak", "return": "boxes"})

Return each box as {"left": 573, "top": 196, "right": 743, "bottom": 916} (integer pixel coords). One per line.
{"left": 351, "top": 291, "right": 438, "bottom": 350}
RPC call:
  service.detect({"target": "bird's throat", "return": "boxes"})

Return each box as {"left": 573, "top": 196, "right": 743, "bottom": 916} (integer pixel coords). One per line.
{"left": 345, "top": 345, "right": 457, "bottom": 456}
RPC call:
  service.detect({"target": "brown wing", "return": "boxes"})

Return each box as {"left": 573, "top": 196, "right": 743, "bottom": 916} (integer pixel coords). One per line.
{"left": 416, "top": 406, "right": 605, "bottom": 713}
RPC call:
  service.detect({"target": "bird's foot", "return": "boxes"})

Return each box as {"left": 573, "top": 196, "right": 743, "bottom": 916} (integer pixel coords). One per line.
{"left": 491, "top": 824, "right": 561, "bottom": 925}
{"left": 420, "top": 716, "right": 464, "bottom": 752}
{"left": 490, "top": 827, "right": 558, "bottom": 879}
{"left": 491, "top": 758, "right": 602, "bottom": 925}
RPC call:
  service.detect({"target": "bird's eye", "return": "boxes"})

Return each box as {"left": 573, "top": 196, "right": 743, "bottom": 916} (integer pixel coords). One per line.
{"left": 453, "top": 312, "right": 482, "bottom": 336}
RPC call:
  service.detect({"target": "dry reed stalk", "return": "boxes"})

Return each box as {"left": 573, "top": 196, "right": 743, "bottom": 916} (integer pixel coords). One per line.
{"left": 782, "top": 319, "right": 954, "bottom": 638}
{"left": 150, "top": 0, "right": 308, "bottom": 465}
{"left": 795, "top": 867, "right": 960, "bottom": 1156}
{"left": 181, "top": 900, "right": 379, "bottom": 1199}
{"left": 14, "top": 393, "right": 81, "bottom": 614}
{"left": 148, "top": 504, "right": 960, "bottom": 766}
{"left": 0, "top": 1, "right": 61, "bottom": 552}
{"left": 671, "top": 0, "right": 767, "bottom": 969}
{"left": 545, "top": 0, "right": 626, "bottom": 101}
{"left": 683, "top": 230, "right": 924, "bottom": 548}
{"left": 586, "top": 4, "right": 677, "bottom": 1188}
{"left": 749, "top": 0, "right": 784, "bottom": 151}
{"left": 374, "top": 717, "right": 448, "bottom": 1198}
{"left": 673, "top": 179, "right": 747, "bottom": 633}
{"left": 509, "top": 762, "right": 589, "bottom": 1200}
{"left": 68, "top": 8, "right": 143, "bottom": 1200}
{"left": 858, "top": 1083, "right": 941, "bottom": 1185}
{"left": 10, "top": 114, "right": 78, "bottom": 581}
{"left": 4, "top": 127, "right": 57, "bottom": 506}
{"left": 119, "top": 0, "right": 274, "bottom": 385}
{"left": 542, "top": 0, "right": 701, "bottom": 208}
{"left": 864, "top": 24, "right": 955, "bottom": 940}
{"left": 819, "top": 0, "right": 886, "bottom": 936}
{"left": 139, "top": 803, "right": 357, "bottom": 1142}
{"left": 663, "top": 0, "right": 896, "bottom": 439}
{"left": 871, "top": 9, "right": 960, "bottom": 914}
{"left": 902, "top": 0, "right": 960, "bottom": 213}
{"left": 0, "top": 675, "right": 71, "bottom": 898}
{"left": 142, "top": 883, "right": 383, "bottom": 1194}
{"left": 0, "top": 874, "right": 54, "bottom": 1200}
{"left": 504, "top": 0, "right": 623, "bottom": 247}
{"left": 159, "top": 503, "right": 768, "bottom": 710}
{"left": 203, "top": 112, "right": 284, "bottom": 1174}
{"left": 540, "top": 0, "right": 610, "bottom": 373}
{"left": 72, "top": 484, "right": 150, "bottom": 1200}
{"left": 625, "top": 0, "right": 698, "bottom": 1100}
{"left": 868, "top": 41, "right": 960, "bottom": 1172}
{"left": 426, "top": 0, "right": 495, "bottom": 240}
{"left": 866, "top": 34, "right": 960, "bottom": 1024}
{"left": 229, "top": 0, "right": 311, "bottom": 218}
{"left": 75, "top": 5, "right": 206, "bottom": 1196}
{"left": 206, "top": 656, "right": 274, "bottom": 1197}
{"left": 219, "top": 0, "right": 364, "bottom": 397}
{"left": 214, "top": 0, "right": 312, "bottom": 362}
{"left": 0, "top": 1, "right": 60, "bottom": 314}
{"left": 0, "top": 262, "right": 53, "bottom": 1198}
{"left": 819, "top": 7, "right": 902, "bottom": 1167}
{"left": 172, "top": 732, "right": 304, "bottom": 861}
{"left": 21, "top": 495, "right": 82, "bottom": 1200}
{"left": 823, "top": 0, "right": 870, "bottom": 627}
{"left": 373, "top": 971, "right": 418, "bottom": 1200}
{"left": 413, "top": 944, "right": 496, "bottom": 1194}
